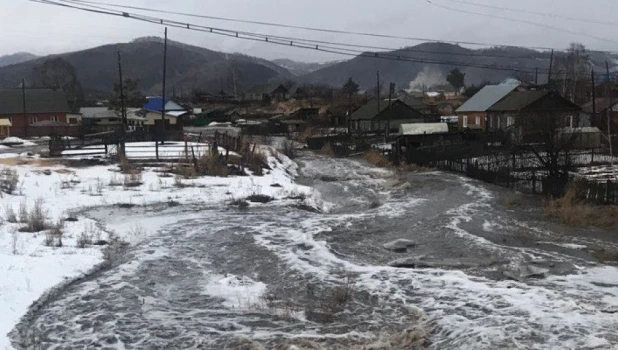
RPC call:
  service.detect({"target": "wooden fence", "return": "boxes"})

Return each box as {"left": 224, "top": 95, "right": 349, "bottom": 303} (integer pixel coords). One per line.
{"left": 435, "top": 157, "right": 618, "bottom": 205}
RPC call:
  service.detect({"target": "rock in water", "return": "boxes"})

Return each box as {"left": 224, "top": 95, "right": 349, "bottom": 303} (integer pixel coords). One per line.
{"left": 383, "top": 239, "right": 417, "bottom": 253}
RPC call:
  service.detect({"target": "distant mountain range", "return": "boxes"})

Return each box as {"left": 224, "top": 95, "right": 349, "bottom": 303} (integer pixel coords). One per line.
{"left": 0, "top": 52, "right": 38, "bottom": 67}
{"left": 301, "top": 43, "right": 618, "bottom": 91}
{"left": 272, "top": 58, "right": 340, "bottom": 76}
{"left": 0, "top": 39, "right": 616, "bottom": 97}
{"left": 0, "top": 37, "right": 293, "bottom": 97}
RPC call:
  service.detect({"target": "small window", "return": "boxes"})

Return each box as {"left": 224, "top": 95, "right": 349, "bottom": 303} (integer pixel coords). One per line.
{"left": 475, "top": 116, "right": 481, "bottom": 125}
{"left": 69, "top": 118, "right": 78, "bottom": 124}
{"left": 29, "top": 116, "right": 38, "bottom": 124}
{"left": 50, "top": 116, "right": 58, "bottom": 122}
{"left": 463, "top": 115, "right": 468, "bottom": 128}
{"left": 507, "top": 116, "right": 515, "bottom": 127}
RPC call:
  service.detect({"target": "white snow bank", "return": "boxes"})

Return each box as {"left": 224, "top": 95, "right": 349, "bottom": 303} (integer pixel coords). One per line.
{"left": 0, "top": 137, "right": 36, "bottom": 147}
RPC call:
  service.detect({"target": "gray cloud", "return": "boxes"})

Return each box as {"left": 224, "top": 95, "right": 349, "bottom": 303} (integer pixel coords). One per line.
{"left": 1, "top": 0, "right": 617, "bottom": 62}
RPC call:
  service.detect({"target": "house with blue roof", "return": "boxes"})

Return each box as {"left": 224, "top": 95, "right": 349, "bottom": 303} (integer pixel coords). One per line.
{"left": 142, "top": 97, "right": 190, "bottom": 126}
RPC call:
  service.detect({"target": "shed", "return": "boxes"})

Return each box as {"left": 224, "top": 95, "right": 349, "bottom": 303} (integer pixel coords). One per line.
{"left": 0, "top": 118, "right": 11, "bottom": 138}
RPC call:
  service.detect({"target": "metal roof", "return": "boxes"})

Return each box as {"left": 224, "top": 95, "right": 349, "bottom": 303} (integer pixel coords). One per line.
{"left": 456, "top": 84, "right": 518, "bottom": 113}
{"left": 399, "top": 123, "right": 449, "bottom": 135}
{"left": 0, "top": 89, "right": 70, "bottom": 115}
{"left": 80, "top": 107, "right": 142, "bottom": 119}
{"left": 488, "top": 91, "right": 548, "bottom": 112}
{"left": 488, "top": 91, "right": 581, "bottom": 112}
{"left": 350, "top": 99, "right": 391, "bottom": 120}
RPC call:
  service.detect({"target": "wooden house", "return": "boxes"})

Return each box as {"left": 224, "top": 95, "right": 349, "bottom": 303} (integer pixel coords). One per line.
{"left": 349, "top": 99, "right": 425, "bottom": 133}
{"left": 0, "top": 89, "right": 72, "bottom": 137}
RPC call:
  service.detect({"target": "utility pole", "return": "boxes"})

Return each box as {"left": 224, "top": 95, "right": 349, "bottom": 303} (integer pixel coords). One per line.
{"left": 605, "top": 61, "right": 616, "bottom": 179}
{"left": 591, "top": 69, "right": 596, "bottom": 125}
{"left": 160, "top": 27, "right": 168, "bottom": 146}
{"left": 376, "top": 71, "right": 380, "bottom": 133}
{"left": 21, "top": 79, "right": 27, "bottom": 138}
{"left": 548, "top": 49, "right": 554, "bottom": 88}
{"left": 117, "top": 51, "right": 127, "bottom": 158}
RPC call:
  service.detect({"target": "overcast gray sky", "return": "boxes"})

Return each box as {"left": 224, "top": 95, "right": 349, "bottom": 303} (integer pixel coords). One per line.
{"left": 1, "top": 0, "right": 618, "bottom": 62}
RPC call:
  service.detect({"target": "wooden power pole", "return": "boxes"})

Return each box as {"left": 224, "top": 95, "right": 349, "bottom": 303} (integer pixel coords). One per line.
{"left": 21, "top": 79, "right": 27, "bottom": 138}
{"left": 117, "top": 51, "right": 127, "bottom": 158}
{"left": 548, "top": 49, "right": 554, "bottom": 87}
{"left": 605, "top": 61, "right": 616, "bottom": 179}
{"left": 159, "top": 27, "right": 168, "bottom": 154}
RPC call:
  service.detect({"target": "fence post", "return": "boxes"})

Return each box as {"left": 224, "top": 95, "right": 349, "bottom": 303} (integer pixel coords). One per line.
{"left": 532, "top": 172, "right": 537, "bottom": 194}
{"left": 591, "top": 148, "right": 594, "bottom": 163}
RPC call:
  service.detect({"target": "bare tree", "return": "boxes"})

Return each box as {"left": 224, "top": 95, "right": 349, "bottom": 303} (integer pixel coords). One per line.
{"left": 513, "top": 109, "right": 581, "bottom": 196}
{"left": 551, "top": 43, "right": 591, "bottom": 104}
{"left": 31, "top": 58, "right": 84, "bottom": 111}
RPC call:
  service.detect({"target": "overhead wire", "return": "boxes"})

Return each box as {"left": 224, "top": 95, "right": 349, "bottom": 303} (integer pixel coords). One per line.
{"left": 59, "top": 0, "right": 561, "bottom": 51}
{"left": 430, "top": 0, "right": 618, "bottom": 27}
{"left": 27, "top": 0, "right": 588, "bottom": 77}
{"left": 425, "top": 0, "right": 618, "bottom": 45}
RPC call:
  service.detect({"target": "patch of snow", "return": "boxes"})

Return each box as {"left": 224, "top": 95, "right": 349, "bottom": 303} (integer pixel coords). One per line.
{"left": 0, "top": 137, "right": 36, "bottom": 147}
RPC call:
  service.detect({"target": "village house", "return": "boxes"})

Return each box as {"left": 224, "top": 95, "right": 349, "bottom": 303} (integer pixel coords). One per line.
{"left": 486, "top": 90, "right": 584, "bottom": 141}
{"left": 349, "top": 99, "right": 426, "bottom": 133}
{"left": 243, "top": 83, "right": 289, "bottom": 102}
{"left": 0, "top": 88, "right": 73, "bottom": 138}
{"left": 80, "top": 107, "right": 145, "bottom": 132}
{"left": 142, "top": 97, "right": 191, "bottom": 127}
{"left": 581, "top": 97, "right": 618, "bottom": 134}
{"left": 456, "top": 84, "right": 519, "bottom": 131}
{"left": 193, "top": 106, "right": 239, "bottom": 126}
{"left": 291, "top": 107, "right": 319, "bottom": 121}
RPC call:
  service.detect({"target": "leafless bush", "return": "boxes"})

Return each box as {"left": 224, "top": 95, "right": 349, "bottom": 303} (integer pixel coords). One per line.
{"left": 123, "top": 172, "right": 143, "bottom": 188}
{"left": 174, "top": 164, "right": 197, "bottom": 179}
{"left": 5, "top": 204, "right": 17, "bottom": 223}
{"left": 108, "top": 172, "right": 123, "bottom": 186}
{"left": 23, "top": 198, "right": 48, "bottom": 232}
{"left": 545, "top": 183, "right": 618, "bottom": 228}
{"left": 77, "top": 231, "right": 92, "bottom": 248}
{"left": 318, "top": 142, "right": 335, "bottom": 157}
{"left": 51, "top": 221, "right": 64, "bottom": 247}
{"left": 18, "top": 200, "right": 28, "bottom": 223}
{"left": 11, "top": 232, "right": 18, "bottom": 255}
{"left": 174, "top": 175, "right": 185, "bottom": 188}
{"left": 95, "top": 177, "right": 104, "bottom": 195}
{"left": 198, "top": 155, "right": 229, "bottom": 177}
{"left": 363, "top": 150, "right": 390, "bottom": 167}
{"left": 0, "top": 168, "right": 19, "bottom": 194}
{"left": 280, "top": 140, "right": 297, "bottom": 159}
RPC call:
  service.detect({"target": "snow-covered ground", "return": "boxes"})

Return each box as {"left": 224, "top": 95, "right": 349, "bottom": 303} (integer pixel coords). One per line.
{"left": 0, "top": 146, "right": 320, "bottom": 350}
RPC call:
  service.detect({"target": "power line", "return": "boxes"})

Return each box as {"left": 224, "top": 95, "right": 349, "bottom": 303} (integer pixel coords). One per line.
{"left": 27, "top": 0, "right": 587, "bottom": 77}
{"left": 425, "top": 0, "right": 618, "bottom": 45}
{"left": 433, "top": 0, "right": 618, "bottom": 27}
{"left": 59, "top": 0, "right": 562, "bottom": 51}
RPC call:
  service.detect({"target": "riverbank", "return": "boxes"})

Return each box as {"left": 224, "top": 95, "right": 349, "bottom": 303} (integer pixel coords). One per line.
{"left": 0, "top": 147, "right": 321, "bottom": 350}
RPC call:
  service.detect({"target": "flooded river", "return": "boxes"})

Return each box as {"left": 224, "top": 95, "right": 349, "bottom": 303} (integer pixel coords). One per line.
{"left": 11, "top": 152, "right": 618, "bottom": 349}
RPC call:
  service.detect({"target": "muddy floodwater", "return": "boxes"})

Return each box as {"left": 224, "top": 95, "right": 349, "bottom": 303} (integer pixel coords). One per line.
{"left": 11, "top": 152, "right": 618, "bottom": 349}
